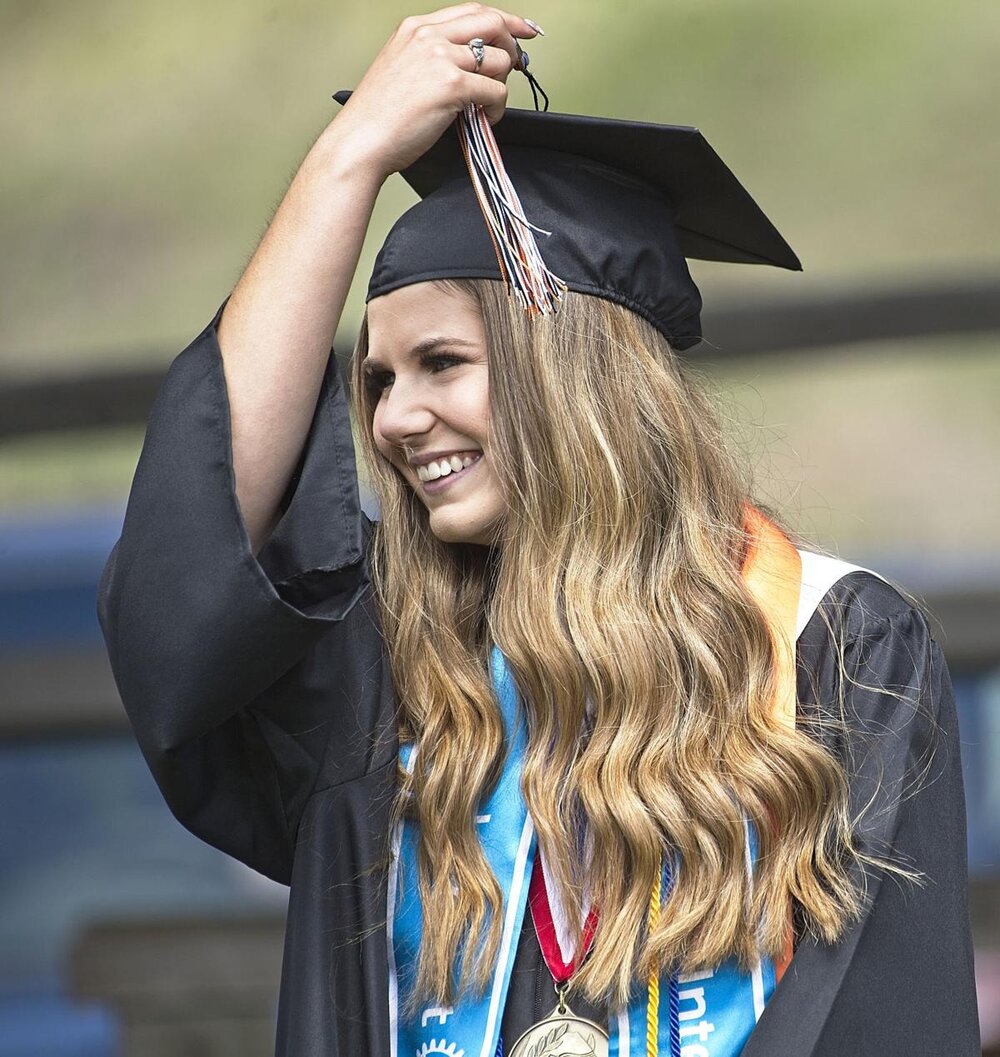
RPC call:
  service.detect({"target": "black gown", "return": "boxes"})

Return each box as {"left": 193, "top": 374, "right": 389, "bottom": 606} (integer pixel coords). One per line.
{"left": 97, "top": 306, "right": 981, "bottom": 1056}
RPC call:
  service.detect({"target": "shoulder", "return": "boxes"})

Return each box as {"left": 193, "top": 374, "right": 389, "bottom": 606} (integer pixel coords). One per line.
{"left": 790, "top": 553, "right": 947, "bottom": 744}
{"left": 794, "top": 554, "right": 952, "bottom": 763}
{"left": 795, "top": 548, "right": 931, "bottom": 650}
{"left": 794, "top": 551, "right": 947, "bottom": 714}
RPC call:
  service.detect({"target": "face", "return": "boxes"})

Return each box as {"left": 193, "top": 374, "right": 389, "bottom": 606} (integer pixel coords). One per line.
{"left": 364, "top": 282, "right": 506, "bottom": 547}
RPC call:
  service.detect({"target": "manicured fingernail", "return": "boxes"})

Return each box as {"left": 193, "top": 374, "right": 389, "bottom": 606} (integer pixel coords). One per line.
{"left": 523, "top": 17, "right": 545, "bottom": 35}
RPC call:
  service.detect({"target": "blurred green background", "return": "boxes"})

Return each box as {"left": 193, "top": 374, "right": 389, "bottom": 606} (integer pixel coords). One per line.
{"left": 2, "top": 0, "right": 998, "bottom": 559}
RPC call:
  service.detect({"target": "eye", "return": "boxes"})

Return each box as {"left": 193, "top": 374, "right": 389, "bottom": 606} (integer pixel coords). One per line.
{"left": 363, "top": 368, "right": 393, "bottom": 395}
{"left": 422, "top": 352, "right": 464, "bottom": 373}
{"left": 363, "top": 352, "right": 466, "bottom": 396}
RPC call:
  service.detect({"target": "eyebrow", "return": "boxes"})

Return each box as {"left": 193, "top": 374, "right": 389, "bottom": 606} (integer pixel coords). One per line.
{"left": 362, "top": 336, "right": 480, "bottom": 372}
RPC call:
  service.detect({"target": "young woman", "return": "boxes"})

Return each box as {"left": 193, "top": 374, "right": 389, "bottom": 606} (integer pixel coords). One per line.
{"left": 98, "top": 5, "right": 979, "bottom": 1055}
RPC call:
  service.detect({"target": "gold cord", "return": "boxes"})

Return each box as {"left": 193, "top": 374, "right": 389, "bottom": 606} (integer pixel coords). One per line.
{"left": 646, "top": 861, "right": 662, "bottom": 1056}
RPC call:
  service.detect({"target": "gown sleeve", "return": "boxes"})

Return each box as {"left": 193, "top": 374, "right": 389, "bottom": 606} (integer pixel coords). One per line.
{"left": 97, "top": 303, "right": 384, "bottom": 886}
{"left": 743, "top": 572, "right": 981, "bottom": 1056}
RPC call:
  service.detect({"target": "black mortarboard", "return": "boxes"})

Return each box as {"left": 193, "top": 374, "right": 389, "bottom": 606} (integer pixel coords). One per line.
{"left": 333, "top": 91, "right": 800, "bottom": 351}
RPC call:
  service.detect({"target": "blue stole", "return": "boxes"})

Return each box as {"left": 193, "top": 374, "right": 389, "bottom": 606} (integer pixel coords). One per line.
{"left": 389, "top": 646, "right": 776, "bottom": 1057}
{"left": 610, "top": 819, "right": 776, "bottom": 1056}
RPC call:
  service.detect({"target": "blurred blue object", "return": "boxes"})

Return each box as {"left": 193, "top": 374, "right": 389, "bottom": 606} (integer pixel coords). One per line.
{"left": 955, "top": 671, "right": 1000, "bottom": 874}
{"left": 0, "top": 505, "right": 123, "bottom": 647}
{"left": 0, "top": 736, "right": 286, "bottom": 997}
{"left": 0, "top": 994, "right": 119, "bottom": 1057}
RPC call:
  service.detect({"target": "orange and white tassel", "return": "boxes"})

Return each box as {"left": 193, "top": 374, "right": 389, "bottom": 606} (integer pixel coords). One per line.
{"left": 456, "top": 103, "right": 566, "bottom": 318}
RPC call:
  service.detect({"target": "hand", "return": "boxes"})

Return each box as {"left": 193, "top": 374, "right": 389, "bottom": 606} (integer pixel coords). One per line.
{"left": 331, "top": 3, "right": 540, "bottom": 181}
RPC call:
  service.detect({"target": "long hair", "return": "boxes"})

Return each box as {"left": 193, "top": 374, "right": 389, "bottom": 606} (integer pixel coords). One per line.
{"left": 350, "top": 278, "right": 865, "bottom": 1009}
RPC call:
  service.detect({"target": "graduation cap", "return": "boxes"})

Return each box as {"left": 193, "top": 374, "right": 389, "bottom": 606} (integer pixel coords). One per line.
{"left": 333, "top": 90, "right": 800, "bottom": 351}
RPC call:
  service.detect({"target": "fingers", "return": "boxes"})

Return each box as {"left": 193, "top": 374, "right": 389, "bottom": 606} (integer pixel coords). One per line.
{"left": 452, "top": 40, "right": 516, "bottom": 82}
{"left": 403, "top": 3, "right": 538, "bottom": 37}
{"left": 436, "top": 9, "right": 526, "bottom": 73}
{"left": 398, "top": 5, "right": 539, "bottom": 76}
{"left": 400, "top": 3, "right": 497, "bottom": 27}
{"left": 387, "top": 5, "right": 540, "bottom": 132}
{"left": 458, "top": 70, "right": 509, "bottom": 125}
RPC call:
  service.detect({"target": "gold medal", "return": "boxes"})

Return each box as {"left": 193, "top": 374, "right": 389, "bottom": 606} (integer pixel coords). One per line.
{"left": 508, "top": 983, "right": 609, "bottom": 1057}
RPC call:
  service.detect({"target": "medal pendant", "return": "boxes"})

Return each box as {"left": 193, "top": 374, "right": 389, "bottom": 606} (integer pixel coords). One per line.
{"left": 508, "top": 1000, "right": 609, "bottom": 1057}
{"left": 521, "top": 859, "right": 608, "bottom": 1056}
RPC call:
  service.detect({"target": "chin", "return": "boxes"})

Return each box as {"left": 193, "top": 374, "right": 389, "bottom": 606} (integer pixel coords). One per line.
{"left": 430, "top": 521, "right": 485, "bottom": 546}
{"left": 428, "top": 512, "right": 501, "bottom": 548}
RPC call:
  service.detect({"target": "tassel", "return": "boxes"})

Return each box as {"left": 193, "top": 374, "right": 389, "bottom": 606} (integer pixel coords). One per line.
{"left": 455, "top": 103, "right": 566, "bottom": 319}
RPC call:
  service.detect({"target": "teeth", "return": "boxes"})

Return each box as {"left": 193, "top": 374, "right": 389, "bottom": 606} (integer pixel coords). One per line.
{"left": 416, "top": 453, "right": 480, "bottom": 482}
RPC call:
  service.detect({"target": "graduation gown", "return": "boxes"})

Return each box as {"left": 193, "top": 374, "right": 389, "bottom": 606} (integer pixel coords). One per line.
{"left": 97, "top": 307, "right": 980, "bottom": 1056}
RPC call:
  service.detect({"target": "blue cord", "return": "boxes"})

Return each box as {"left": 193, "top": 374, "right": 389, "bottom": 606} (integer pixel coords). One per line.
{"left": 663, "top": 856, "right": 680, "bottom": 1057}
{"left": 667, "top": 973, "right": 680, "bottom": 1057}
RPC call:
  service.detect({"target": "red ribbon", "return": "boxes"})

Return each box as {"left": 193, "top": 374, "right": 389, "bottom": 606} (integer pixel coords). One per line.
{"left": 528, "top": 854, "right": 600, "bottom": 984}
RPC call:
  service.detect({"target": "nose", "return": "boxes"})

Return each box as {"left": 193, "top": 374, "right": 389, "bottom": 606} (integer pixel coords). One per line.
{"left": 373, "top": 376, "right": 436, "bottom": 454}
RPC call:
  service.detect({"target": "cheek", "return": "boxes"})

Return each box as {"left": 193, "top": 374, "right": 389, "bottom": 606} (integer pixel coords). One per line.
{"left": 456, "top": 380, "right": 491, "bottom": 437}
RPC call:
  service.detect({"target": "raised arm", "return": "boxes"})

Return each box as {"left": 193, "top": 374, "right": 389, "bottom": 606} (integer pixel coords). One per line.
{"left": 216, "top": 129, "right": 381, "bottom": 554}
{"left": 216, "top": 3, "right": 536, "bottom": 553}
{"left": 99, "top": 5, "right": 538, "bottom": 881}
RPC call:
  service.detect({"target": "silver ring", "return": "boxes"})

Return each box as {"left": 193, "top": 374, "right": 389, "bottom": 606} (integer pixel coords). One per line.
{"left": 467, "top": 37, "right": 485, "bottom": 71}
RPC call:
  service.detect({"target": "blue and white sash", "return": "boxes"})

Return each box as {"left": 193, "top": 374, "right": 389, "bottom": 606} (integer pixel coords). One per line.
{"left": 390, "top": 646, "right": 537, "bottom": 1057}
{"left": 611, "top": 819, "right": 774, "bottom": 1057}
{"left": 388, "top": 550, "right": 873, "bottom": 1056}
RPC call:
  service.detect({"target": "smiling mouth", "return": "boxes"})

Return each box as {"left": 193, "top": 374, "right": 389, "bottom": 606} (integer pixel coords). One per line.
{"left": 416, "top": 452, "right": 482, "bottom": 483}
{"left": 418, "top": 453, "right": 483, "bottom": 493}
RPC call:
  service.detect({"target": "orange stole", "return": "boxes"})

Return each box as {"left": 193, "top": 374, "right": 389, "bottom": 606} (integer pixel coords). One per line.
{"left": 740, "top": 504, "right": 801, "bottom": 984}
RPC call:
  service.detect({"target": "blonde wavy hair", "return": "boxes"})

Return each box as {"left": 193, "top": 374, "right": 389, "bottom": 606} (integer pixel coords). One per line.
{"left": 350, "top": 278, "right": 865, "bottom": 1010}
